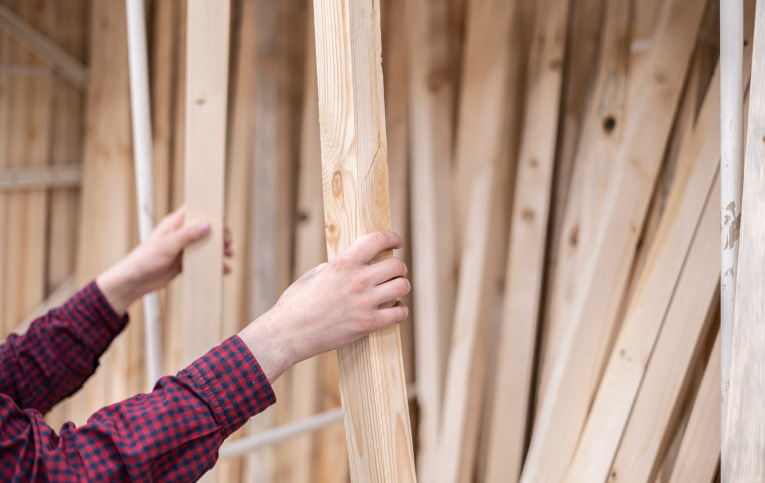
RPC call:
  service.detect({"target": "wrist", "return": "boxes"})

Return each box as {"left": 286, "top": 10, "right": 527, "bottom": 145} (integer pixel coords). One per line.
{"left": 96, "top": 259, "right": 143, "bottom": 315}
{"left": 238, "top": 310, "right": 297, "bottom": 383}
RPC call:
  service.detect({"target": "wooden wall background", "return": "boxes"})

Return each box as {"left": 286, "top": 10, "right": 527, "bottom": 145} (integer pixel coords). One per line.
{"left": 0, "top": 0, "right": 728, "bottom": 481}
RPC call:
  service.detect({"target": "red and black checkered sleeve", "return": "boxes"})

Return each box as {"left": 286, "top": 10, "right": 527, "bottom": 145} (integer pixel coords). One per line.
{"left": 0, "top": 335, "right": 276, "bottom": 482}
{"left": 0, "top": 280, "right": 129, "bottom": 414}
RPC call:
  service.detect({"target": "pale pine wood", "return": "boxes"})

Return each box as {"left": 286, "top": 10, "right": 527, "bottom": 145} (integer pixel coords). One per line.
{"left": 519, "top": 1, "right": 708, "bottom": 480}
{"left": 217, "top": 1, "right": 258, "bottom": 480}
{"left": 0, "top": 164, "right": 81, "bottom": 190}
{"left": 607, "top": 180, "right": 721, "bottom": 483}
{"left": 405, "top": 0, "right": 457, "bottom": 478}
{"left": 535, "top": 0, "right": 633, "bottom": 406}
{"left": 668, "top": 331, "right": 721, "bottom": 483}
{"left": 312, "top": 1, "right": 416, "bottom": 481}
{"left": 181, "top": 0, "right": 229, "bottom": 365}
{"left": 483, "top": 0, "right": 570, "bottom": 480}
{"left": 720, "top": 0, "right": 744, "bottom": 443}
{"left": 0, "top": 2, "right": 86, "bottom": 89}
{"left": 723, "top": 0, "right": 765, "bottom": 478}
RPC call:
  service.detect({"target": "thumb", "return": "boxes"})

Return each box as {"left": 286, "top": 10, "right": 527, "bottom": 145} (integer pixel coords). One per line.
{"left": 170, "top": 221, "right": 211, "bottom": 251}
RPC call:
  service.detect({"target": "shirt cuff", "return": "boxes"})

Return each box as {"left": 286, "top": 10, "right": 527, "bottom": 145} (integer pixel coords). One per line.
{"left": 186, "top": 335, "right": 277, "bottom": 438}
{"left": 60, "top": 280, "right": 130, "bottom": 357}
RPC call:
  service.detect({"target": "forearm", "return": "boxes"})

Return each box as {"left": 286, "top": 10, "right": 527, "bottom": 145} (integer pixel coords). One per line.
{"left": 0, "top": 336, "right": 275, "bottom": 482}
{"left": 0, "top": 281, "right": 128, "bottom": 413}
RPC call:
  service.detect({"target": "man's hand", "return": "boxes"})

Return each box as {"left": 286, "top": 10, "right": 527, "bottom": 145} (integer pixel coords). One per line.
{"left": 97, "top": 207, "right": 232, "bottom": 315}
{"left": 239, "top": 231, "right": 411, "bottom": 382}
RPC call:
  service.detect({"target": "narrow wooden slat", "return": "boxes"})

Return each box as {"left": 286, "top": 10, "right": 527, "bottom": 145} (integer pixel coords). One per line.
{"left": 0, "top": 2, "right": 86, "bottom": 89}
{"left": 181, "top": 0, "right": 229, "bottom": 363}
{"left": 723, "top": 0, "right": 765, "bottom": 478}
{"left": 720, "top": 0, "right": 745, "bottom": 442}
{"left": 668, "top": 331, "right": 721, "bottom": 483}
{"left": 520, "top": 1, "right": 707, "bottom": 480}
{"left": 607, "top": 178, "right": 721, "bottom": 482}
{"left": 0, "top": 164, "right": 81, "bottom": 190}
{"left": 483, "top": 0, "right": 570, "bottom": 480}
{"left": 405, "top": 0, "right": 457, "bottom": 478}
{"left": 312, "top": 1, "right": 416, "bottom": 481}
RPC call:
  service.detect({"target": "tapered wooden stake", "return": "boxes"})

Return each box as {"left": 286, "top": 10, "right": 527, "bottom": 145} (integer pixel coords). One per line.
{"left": 182, "top": 0, "right": 230, "bottom": 369}
{"left": 125, "top": 0, "right": 162, "bottom": 389}
{"left": 312, "top": 1, "right": 416, "bottom": 481}
{"left": 720, "top": 0, "right": 744, "bottom": 444}
{"left": 723, "top": 0, "right": 765, "bottom": 479}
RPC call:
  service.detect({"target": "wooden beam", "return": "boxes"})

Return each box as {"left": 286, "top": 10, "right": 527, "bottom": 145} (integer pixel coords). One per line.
{"left": 720, "top": 0, "right": 745, "bottom": 443}
{"left": 723, "top": 0, "right": 765, "bottom": 478}
{"left": 181, "top": 0, "right": 230, "bottom": 368}
{"left": 0, "top": 164, "right": 81, "bottom": 190}
{"left": 607, "top": 178, "right": 721, "bottom": 482}
{"left": 668, "top": 331, "right": 721, "bottom": 483}
{"left": 0, "top": 2, "right": 86, "bottom": 89}
{"left": 483, "top": 0, "right": 570, "bottom": 480}
{"left": 519, "top": 0, "right": 708, "bottom": 480}
{"left": 405, "top": 0, "right": 457, "bottom": 478}
{"left": 312, "top": 1, "right": 416, "bottom": 481}
{"left": 563, "top": 63, "right": 727, "bottom": 481}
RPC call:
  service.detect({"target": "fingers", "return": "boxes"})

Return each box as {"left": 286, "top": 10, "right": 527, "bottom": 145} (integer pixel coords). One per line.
{"left": 224, "top": 227, "right": 233, "bottom": 257}
{"left": 368, "top": 256, "right": 407, "bottom": 285}
{"left": 156, "top": 206, "right": 186, "bottom": 234}
{"left": 170, "top": 221, "right": 211, "bottom": 251}
{"left": 371, "top": 276, "right": 410, "bottom": 307}
{"left": 373, "top": 300, "right": 409, "bottom": 329}
{"left": 345, "top": 231, "right": 403, "bottom": 266}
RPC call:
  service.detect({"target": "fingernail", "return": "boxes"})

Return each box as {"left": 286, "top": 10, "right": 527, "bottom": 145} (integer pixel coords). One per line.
{"left": 404, "top": 306, "right": 409, "bottom": 318}
{"left": 198, "top": 222, "right": 211, "bottom": 233}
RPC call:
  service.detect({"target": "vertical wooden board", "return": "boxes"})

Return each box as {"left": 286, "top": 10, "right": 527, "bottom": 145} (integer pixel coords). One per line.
{"left": 723, "top": 0, "right": 765, "bottom": 479}
{"left": 607, "top": 180, "right": 721, "bottom": 483}
{"left": 535, "top": 0, "right": 633, "bottom": 408}
{"left": 312, "top": 0, "right": 416, "bottom": 481}
{"left": 69, "top": 0, "right": 134, "bottom": 427}
{"left": 520, "top": 1, "right": 708, "bottom": 480}
{"left": 482, "top": 0, "right": 570, "bottom": 480}
{"left": 668, "top": 331, "right": 721, "bottom": 483}
{"left": 0, "top": 0, "right": 52, "bottom": 336}
{"left": 405, "top": 0, "right": 457, "bottom": 479}
{"left": 216, "top": 1, "right": 256, "bottom": 480}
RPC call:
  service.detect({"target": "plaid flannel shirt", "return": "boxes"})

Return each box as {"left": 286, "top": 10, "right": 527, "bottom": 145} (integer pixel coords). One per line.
{"left": 0, "top": 281, "right": 276, "bottom": 482}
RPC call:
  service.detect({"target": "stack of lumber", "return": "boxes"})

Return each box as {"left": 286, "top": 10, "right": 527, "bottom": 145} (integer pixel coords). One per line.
{"left": 0, "top": 0, "right": 742, "bottom": 481}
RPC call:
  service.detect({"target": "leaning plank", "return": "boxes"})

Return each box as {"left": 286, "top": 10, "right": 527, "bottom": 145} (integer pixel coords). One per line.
{"left": 536, "top": 0, "right": 633, "bottom": 430}
{"left": 181, "top": 0, "right": 230, "bottom": 366}
{"left": 312, "top": 1, "right": 416, "bottom": 481}
{"left": 723, "top": 0, "right": 765, "bottom": 478}
{"left": 405, "top": 0, "right": 457, "bottom": 479}
{"left": 0, "top": 164, "right": 81, "bottom": 191}
{"left": 563, "top": 65, "right": 725, "bottom": 482}
{"left": 720, "top": 0, "right": 744, "bottom": 443}
{"left": 483, "top": 0, "right": 570, "bottom": 480}
{"left": 519, "top": 1, "right": 707, "bottom": 480}
{"left": 0, "top": 2, "right": 86, "bottom": 89}
{"left": 13, "top": 275, "right": 75, "bottom": 335}
{"left": 607, "top": 179, "right": 721, "bottom": 482}
{"left": 668, "top": 331, "right": 721, "bottom": 483}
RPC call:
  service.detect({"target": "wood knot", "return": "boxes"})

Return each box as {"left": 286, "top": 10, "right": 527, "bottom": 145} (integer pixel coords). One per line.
{"left": 327, "top": 223, "right": 336, "bottom": 233}
{"left": 297, "top": 211, "right": 309, "bottom": 222}
{"left": 529, "top": 158, "right": 539, "bottom": 168}
{"left": 332, "top": 170, "right": 343, "bottom": 197}
{"left": 549, "top": 58, "right": 563, "bottom": 71}
{"left": 602, "top": 116, "right": 616, "bottom": 134}
{"left": 521, "top": 208, "right": 535, "bottom": 222}
{"left": 653, "top": 71, "right": 667, "bottom": 84}
{"left": 195, "top": 97, "right": 205, "bottom": 105}
{"left": 569, "top": 226, "right": 579, "bottom": 246}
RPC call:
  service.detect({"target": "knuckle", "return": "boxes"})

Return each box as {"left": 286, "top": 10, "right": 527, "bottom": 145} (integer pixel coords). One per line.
{"left": 395, "top": 258, "right": 407, "bottom": 275}
{"left": 373, "top": 231, "right": 388, "bottom": 247}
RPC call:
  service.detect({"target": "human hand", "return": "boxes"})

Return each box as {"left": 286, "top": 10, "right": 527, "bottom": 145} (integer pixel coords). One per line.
{"left": 238, "top": 231, "right": 411, "bottom": 382}
{"left": 97, "top": 207, "right": 233, "bottom": 315}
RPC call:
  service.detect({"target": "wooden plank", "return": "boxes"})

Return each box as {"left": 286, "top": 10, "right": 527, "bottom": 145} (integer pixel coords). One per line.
{"left": 607, "top": 179, "right": 721, "bottom": 482}
{"left": 535, "top": 0, "right": 633, "bottom": 407}
{"left": 519, "top": 1, "right": 708, "bottom": 480}
{"left": 482, "top": 0, "right": 570, "bottom": 480}
{"left": 405, "top": 0, "right": 457, "bottom": 477}
{"left": 720, "top": 0, "right": 744, "bottom": 443}
{"left": 0, "top": 2, "right": 86, "bottom": 89}
{"left": 435, "top": 0, "right": 528, "bottom": 481}
{"left": 181, "top": 0, "right": 229, "bottom": 364}
{"left": 0, "top": 164, "right": 80, "bottom": 190}
{"left": 722, "top": 0, "right": 765, "bottom": 478}
{"left": 668, "top": 331, "right": 721, "bottom": 483}
{"left": 312, "top": 0, "right": 416, "bottom": 480}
